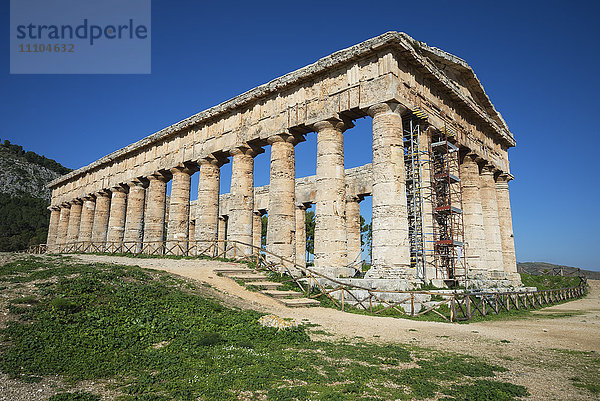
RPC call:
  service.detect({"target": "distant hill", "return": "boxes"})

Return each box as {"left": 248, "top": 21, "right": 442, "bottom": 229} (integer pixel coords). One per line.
{"left": 518, "top": 261, "right": 600, "bottom": 280}
{"left": 0, "top": 139, "right": 72, "bottom": 251}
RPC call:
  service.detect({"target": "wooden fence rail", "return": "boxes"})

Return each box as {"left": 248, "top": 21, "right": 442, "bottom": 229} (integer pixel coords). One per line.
{"left": 26, "top": 240, "right": 588, "bottom": 322}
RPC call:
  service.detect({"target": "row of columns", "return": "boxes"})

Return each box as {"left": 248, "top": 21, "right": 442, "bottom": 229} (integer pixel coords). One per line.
{"left": 460, "top": 153, "right": 518, "bottom": 280}
{"left": 47, "top": 101, "right": 517, "bottom": 282}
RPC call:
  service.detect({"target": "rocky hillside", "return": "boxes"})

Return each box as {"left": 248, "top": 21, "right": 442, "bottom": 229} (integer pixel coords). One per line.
{"left": 518, "top": 262, "right": 600, "bottom": 280}
{"left": 0, "top": 140, "right": 71, "bottom": 251}
{"left": 0, "top": 140, "right": 70, "bottom": 202}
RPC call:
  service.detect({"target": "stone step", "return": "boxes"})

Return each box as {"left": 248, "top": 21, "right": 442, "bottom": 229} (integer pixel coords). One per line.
{"left": 225, "top": 273, "right": 268, "bottom": 282}
{"left": 214, "top": 267, "right": 253, "bottom": 274}
{"left": 245, "top": 281, "right": 284, "bottom": 290}
{"left": 263, "top": 290, "right": 304, "bottom": 299}
{"left": 280, "top": 298, "right": 321, "bottom": 308}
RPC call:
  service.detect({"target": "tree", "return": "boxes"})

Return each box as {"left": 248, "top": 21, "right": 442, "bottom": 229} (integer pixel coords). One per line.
{"left": 0, "top": 193, "right": 50, "bottom": 251}
{"left": 305, "top": 210, "right": 315, "bottom": 256}
{"left": 261, "top": 215, "right": 268, "bottom": 248}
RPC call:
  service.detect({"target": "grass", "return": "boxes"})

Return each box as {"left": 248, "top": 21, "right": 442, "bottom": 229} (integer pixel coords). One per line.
{"left": 0, "top": 255, "right": 530, "bottom": 401}
{"left": 520, "top": 273, "right": 582, "bottom": 291}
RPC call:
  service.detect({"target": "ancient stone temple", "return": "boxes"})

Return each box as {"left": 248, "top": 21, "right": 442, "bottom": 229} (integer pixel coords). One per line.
{"left": 47, "top": 32, "right": 521, "bottom": 288}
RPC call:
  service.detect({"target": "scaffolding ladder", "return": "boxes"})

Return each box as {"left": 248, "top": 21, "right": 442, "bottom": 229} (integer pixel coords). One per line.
{"left": 403, "top": 111, "right": 427, "bottom": 280}
{"left": 429, "top": 124, "right": 468, "bottom": 287}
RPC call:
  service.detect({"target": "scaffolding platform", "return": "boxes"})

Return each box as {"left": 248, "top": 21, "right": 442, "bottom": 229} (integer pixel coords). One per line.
{"left": 434, "top": 172, "right": 461, "bottom": 183}
{"left": 431, "top": 140, "right": 459, "bottom": 153}
{"left": 434, "top": 205, "right": 463, "bottom": 214}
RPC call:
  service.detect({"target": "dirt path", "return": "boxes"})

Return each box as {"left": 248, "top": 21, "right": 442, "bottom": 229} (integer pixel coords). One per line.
{"left": 73, "top": 254, "right": 600, "bottom": 400}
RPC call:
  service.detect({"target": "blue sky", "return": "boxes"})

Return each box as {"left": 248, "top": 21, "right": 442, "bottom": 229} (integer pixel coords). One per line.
{"left": 1, "top": 1, "right": 598, "bottom": 270}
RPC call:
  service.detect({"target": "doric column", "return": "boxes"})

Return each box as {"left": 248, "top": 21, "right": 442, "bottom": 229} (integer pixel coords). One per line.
{"left": 228, "top": 146, "right": 258, "bottom": 257}
{"left": 106, "top": 186, "right": 128, "bottom": 248}
{"left": 217, "top": 216, "right": 227, "bottom": 257}
{"left": 419, "top": 127, "right": 436, "bottom": 280}
{"left": 144, "top": 172, "right": 170, "bottom": 254}
{"left": 195, "top": 157, "right": 223, "bottom": 246}
{"left": 47, "top": 206, "right": 60, "bottom": 252}
{"left": 123, "top": 179, "right": 147, "bottom": 251}
{"left": 496, "top": 173, "right": 520, "bottom": 283}
{"left": 78, "top": 195, "right": 96, "bottom": 250}
{"left": 66, "top": 199, "right": 83, "bottom": 245}
{"left": 346, "top": 196, "right": 362, "bottom": 269}
{"left": 266, "top": 134, "right": 297, "bottom": 264}
{"left": 480, "top": 165, "right": 505, "bottom": 278}
{"left": 166, "top": 164, "right": 197, "bottom": 255}
{"left": 252, "top": 210, "right": 263, "bottom": 255}
{"left": 460, "top": 153, "right": 488, "bottom": 276}
{"left": 56, "top": 203, "right": 71, "bottom": 250}
{"left": 313, "top": 118, "right": 351, "bottom": 276}
{"left": 366, "top": 102, "right": 410, "bottom": 279}
{"left": 295, "top": 204, "right": 307, "bottom": 269}
{"left": 91, "top": 190, "right": 111, "bottom": 247}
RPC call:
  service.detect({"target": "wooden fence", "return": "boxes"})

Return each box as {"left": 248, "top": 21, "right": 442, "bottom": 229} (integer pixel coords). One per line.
{"left": 28, "top": 240, "right": 588, "bottom": 322}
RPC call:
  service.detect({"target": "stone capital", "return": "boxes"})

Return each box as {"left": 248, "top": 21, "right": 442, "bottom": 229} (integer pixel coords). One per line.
{"left": 295, "top": 203, "right": 310, "bottom": 210}
{"left": 346, "top": 194, "right": 363, "bottom": 203}
{"left": 267, "top": 133, "right": 298, "bottom": 146}
{"left": 367, "top": 102, "right": 407, "bottom": 118}
{"left": 83, "top": 193, "right": 97, "bottom": 201}
{"left": 496, "top": 172, "right": 514, "bottom": 183}
{"left": 461, "top": 151, "right": 481, "bottom": 164}
{"left": 60, "top": 202, "right": 72, "bottom": 208}
{"left": 198, "top": 154, "right": 228, "bottom": 167}
{"left": 312, "top": 116, "right": 354, "bottom": 133}
{"left": 128, "top": 178, "right": 149, "bottom": 189}
{"left": 111, "top": 184, "right": 129, "bottom": 194}
{"left": 69, "top": 198, "right": 83, "bottom": 205}
{"left": 229, "top": 144, "right": 264, "bottom": 158}
{"left": 95, "top": 189, "right": 112, "bottom": 198}
{"left": 170, "top": 162, "right": 199, "bottom": 175}
{"left": 148, "top": 171, "right": 172, "bottom": 183}
{"left": 480, "top": 164, "right": 496, "bottom": 175}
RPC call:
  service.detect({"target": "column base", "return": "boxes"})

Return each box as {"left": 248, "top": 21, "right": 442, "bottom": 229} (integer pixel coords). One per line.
{"left": 365, "top": 265, "right": 415, "bottom": 280}
{"left": 311, "top": 266, "right": 357, "bottom": 278}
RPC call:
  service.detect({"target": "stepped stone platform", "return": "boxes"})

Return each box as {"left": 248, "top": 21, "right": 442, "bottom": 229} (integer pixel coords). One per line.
{"left": 219, "top": 267, "right": 319, "bottom": 308}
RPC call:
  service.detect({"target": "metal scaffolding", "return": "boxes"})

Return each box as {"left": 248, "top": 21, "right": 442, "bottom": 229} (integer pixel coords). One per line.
{"left": 429, "top": 124, "right": 468, "bottom": 286}
{"left": 403, "top": 110, "right": 427, "bottom": 280}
